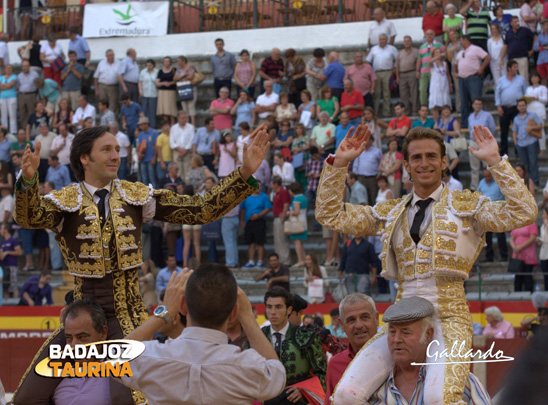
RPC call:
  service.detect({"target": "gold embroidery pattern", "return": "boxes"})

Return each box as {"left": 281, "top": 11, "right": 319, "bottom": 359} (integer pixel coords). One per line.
{"left": 45, "top": 183, "right": 83, "bottom": 212}
{"left": 436, "top": 221, "right": 458, "bottom": 236}
{"left": 76, "top": 222, "right": 100, "bottom": 239}
{"left": 120, "top": 248, "right": 143, "bottom": 270}
{"left": 435, "top": 236, "right": 457, "bottom": 253}
{"left": 118, "top": 234, "right": 138, "bottom": 251}
{"left": 372, "top": 198, "right": 404, "bottom": 220}
{"left": 116, "top": 180, "right": 153, "bottom": 205}
{"left": 79, "top": 242, "right": 102, "bottom": 258}
{"left": 448, "top": 189, "right": 485, "bottom": 216}
{"left": 15, "top": 180, "right": 63, "bottom": 229}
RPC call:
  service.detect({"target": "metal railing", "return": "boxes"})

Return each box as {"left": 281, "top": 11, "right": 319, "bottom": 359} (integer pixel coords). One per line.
{"left": 6, "top": 6, "right": 83, "bottom": 41}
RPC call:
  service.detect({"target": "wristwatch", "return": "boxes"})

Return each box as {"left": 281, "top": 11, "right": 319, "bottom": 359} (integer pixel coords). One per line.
{"left": 153, "top": 305, "right": 172, "bottom": 324}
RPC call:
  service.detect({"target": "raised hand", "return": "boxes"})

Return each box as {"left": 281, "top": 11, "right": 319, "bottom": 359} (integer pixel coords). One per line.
{"left": 469, "top": 125, "right": 502, "bottom": 167}
{"left": 333, "top": 124, "right": 371, "bottom": 168}
{"left": 21, "top": 141, "right": 41, "bottom": 182}
{"left": 240, "top": 126, "right": 270, "bottom": 179}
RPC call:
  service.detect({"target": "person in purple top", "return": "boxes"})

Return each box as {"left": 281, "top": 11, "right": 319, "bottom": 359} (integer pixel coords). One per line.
{"left": 0, "top": 223, "right": 21, "bottom": 298}
{"left": 19, "top": 270, "right": 53, "bottom": 306}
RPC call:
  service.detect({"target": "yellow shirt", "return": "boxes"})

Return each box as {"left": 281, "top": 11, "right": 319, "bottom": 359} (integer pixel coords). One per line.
{"left": 156, "top": 132, "right": 173, "bottom": 162}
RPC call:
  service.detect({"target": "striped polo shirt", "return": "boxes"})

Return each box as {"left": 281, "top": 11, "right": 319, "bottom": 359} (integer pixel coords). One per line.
{"left": 418, "top": 41, "right": 445, "bottom": 74}
{"left": 465, "top": 9, "right": 491, "bottom": 40}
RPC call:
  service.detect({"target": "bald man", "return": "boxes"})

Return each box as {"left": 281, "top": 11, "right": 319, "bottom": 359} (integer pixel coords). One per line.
{"left": 259, "top": 47, "right": 284, "bottom": 94}
{"left": 319, "top": 52, "right": 345, "bottom": 100}
{"left": 368, "top": 8, "right": 397, "bottom": 50}
{"left": 118, "top": 48, "right": 139, "bottom": 102}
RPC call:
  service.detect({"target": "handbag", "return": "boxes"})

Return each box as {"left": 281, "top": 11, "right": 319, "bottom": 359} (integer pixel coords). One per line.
{"left": 291, "top": 151, "right": 304, "bottom": 169}
{"left": 508, "top": 258, "right": 525, "bottom": 274}
{"left": 280, "top": 147, "right": 292, "bottom": 162}
{"left": 177, "top": 80, "right": 194, "bottom": 101}
{"left": 527, "top": 118, "right": 542, "bottom": 139}
{"left": 51, "top": 56, "right": 65, "bottom": 73}
{"left": 331, "top": 281, "right": 348, "bottom": 302}
{"left": 308, "top": 278, "right": 324, "bottom": 299}
{"left": 190, "top": 67, "right": 205, "bottom": 86}
{"left": 201, "top": 220, "right": 222, "bottom": 241}
{"left": 20, "top": 43, "right": 31, "bottom": 60}
{"left": 450, "top": 135, "right": 468, "bottom": 152}
{"left": 284, "top": 215, "right": 305, "bottom": 234}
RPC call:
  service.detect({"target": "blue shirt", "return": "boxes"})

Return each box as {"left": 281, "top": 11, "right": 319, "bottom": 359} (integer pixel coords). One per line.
{"left": 61, "top": 63, "right": 84, "bottom": 92}
{"left": 353, "top": 146, "right": 382, "bottom": 176}
{"left": 45, "top": 164, "right": 71, "bottom": 190}
{"left": 118, "top": 56, "right": 140, "bottom": 83}
{"left": 495, "top": 74, "right": 526, "bottom": 106}
{"left": 534, "top": 30, "right": 548, "bottom": 65}
{"left": 468, "top": 109, "right": 496, "bottom": 135}
{"left": 138, "top": 129, "right": 158, "bottom": 163}
{"left": 241, "top": 192, "right": 272, "bottom": 223}
{"left": 234, "top": 101, "right": 255, "bottom": 129}
{"left": 513, "top": 112, "right": 541, "bottom": 147}
{"left": 0, "top": 138, "right": 12, "bottom": 161}
{"left": 68, "top": 35, "right": 90, "bottom": 60}
{"left": 477, "top": 178, "right": 504, "bottom": 202}
{"left": 38, "top": 78, "right": 60, "bottom": 103}
{"left": 323, "top": 61, "right": 345, "bottom": 89}
{"left": 121, "top": 102, "right": 143, "bottom": 131}
{"left": 193, "top": 127, "right": 220, "bottom": 154}
{"left": 155, "top": 266, "right": 183, "bottom": 292}
{"left": 335, "top": 123, "right": 355, "bottom": 149}
{"left": 0, "top": 75, "right": 17, "bottom": 99}
{"left": 411, "top": 118, "right": 435, "bottom": 129}
{"left": 20, "top": 275, "right": 53, "bottom": 306}
{"left": 505, "top": 27, "right": 534, "bottom": 60}
{"left": 339, "top": 238, "right": 378, "bottom": 275}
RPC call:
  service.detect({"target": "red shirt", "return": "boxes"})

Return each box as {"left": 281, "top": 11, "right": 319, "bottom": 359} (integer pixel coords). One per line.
{"left": 324, "top": 348, "right": 355, "bottom": 404}
{"left": 340, "top": 90, "right": 365, "bottom": 120}
{"left": 422, "top": 11, "right": 444, "bottom": 35}
{"left": 272, "top": 187, "right": 291, "bottom": 217}
{"left": 389, "top": 115, "right": 411, "bottom": 130}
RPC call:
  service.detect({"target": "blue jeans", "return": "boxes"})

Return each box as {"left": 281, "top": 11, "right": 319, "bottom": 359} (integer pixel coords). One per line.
{"left": 208, "top": 241, "right": 218, "bottom": 263}
{"left": 49, "top": 232, "right": 63, "bottom": 269}
{"left": 459, "top": 74, "right": 482, "bottom": 129}
{"left": 517, "top": 141, "right": 539, "bottom": 186}
{"left": 221, "top": 216, "right": 239, "bottom": 266}
{"left": 139, "top": 161, "right": 157, "bottom": 188}
{"left": 349, "top": 117, "right": 361, "bottom": 127}
{"left": 118, "top": 157, "right": 128, "bottom": 180}
{"left": 156, "top": 161, "right": 171, "bottom": 180}
{"left": 19, "top": 228, "right": 35, "bottom": 255}
{"left": 141, "top": 97, "right": 157, "bottom": 129}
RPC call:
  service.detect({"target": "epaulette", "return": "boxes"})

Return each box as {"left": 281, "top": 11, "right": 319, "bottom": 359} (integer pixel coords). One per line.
{"left": 114, "top": 180, "right": 153, "bottom": 206}
{"left": 44, "top": 183, "right": 83, "bottom": 212}
{"left": 372, "top": 197, "right": 406, "bottom": 221}
{"left": 447, "top": 189, "right": 488, "bottom": 218}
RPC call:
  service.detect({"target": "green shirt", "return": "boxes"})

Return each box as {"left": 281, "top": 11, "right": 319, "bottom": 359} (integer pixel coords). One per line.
{"left": 316, "top": 97, "right": 338, "bottom": 118}
{"left": 38, "top": 78, "right": 60, "bottom": 103}
{"left": 312, "top": 123, "right": 337, "bottom": 148}
{"left": 10, "top": 141, "right": 33, "bottom": 154}
{"left": 411, "top": 118, "right": 436, "bottom": 129}
{"left": 443, "top": 16, "right": 463, "bottom": 42}
{"left": 465, "top": 9, "right": 491, "bottom": 40}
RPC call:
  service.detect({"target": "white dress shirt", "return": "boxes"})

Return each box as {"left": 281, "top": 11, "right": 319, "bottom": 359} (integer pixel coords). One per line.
{"left": 368, "top": 18, "right": 397, "bottom": 46}
{"left": 83, "top": 181, "right": 112, "bottom": 218}
{"left": 366, "top": 45, "right": 398, "bottom": 71}
{"left": 270, "top": 321, "right": 290, "bottom": 346}
{"left": 50, "top": 134, "right": 75, "bottom": 165}
{"left": 169, "top": 122, "right": 195, "bottom": 150}
{"left": 93, "top": 58, "right": 120, "bottom": 85}
{"left": 256, "top": 92, "right": 280, "bottom": 119}
{"left": 115, "top": 132, "right": 130, "bottom": 159}
{"left": 72, "top": 104, "right": 97, "bottom": 131}
{"left": 407, "top": 183, "right": 444, "bottom": 240}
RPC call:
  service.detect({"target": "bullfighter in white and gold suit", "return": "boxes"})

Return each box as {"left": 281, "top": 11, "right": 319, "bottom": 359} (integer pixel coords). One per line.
{"left": 316, "top": 125, "right": 537, "bottom": 404}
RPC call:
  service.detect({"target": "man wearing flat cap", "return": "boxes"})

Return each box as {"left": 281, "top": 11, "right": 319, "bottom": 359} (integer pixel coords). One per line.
{"left": 370, "top": 297, "right": 491, "bottom": 404}
{"left": 137, "top": 115, "right": 158, "bottom": 188}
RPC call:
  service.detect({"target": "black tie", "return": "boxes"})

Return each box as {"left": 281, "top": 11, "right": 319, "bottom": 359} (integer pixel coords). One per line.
{"left": 410, "top": 198, "right": 433, "bottom": 245}
{"left": 95, "top": 189, "right": 109, "bottom": 227}
{"left": 273, "top": 332, "right": 282, "bottom": 357}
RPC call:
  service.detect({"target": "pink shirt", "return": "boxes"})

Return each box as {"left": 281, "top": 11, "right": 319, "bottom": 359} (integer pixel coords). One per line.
{"left": 210, "top": 98, "right": 235, "bottom": 130}
{"left": 520, "top": 3, "right": 537, "bottom": 33}
{"left": 482, "top": 320, "right": 515, "bottom": 339}
{"left": 344, "top": 63, "right": 377, "bottom": 95}
{"left": 455, "top": 44, "right": 488, "bottom": 78}
{"left": 511, "top": 222, "right": 539, "bottom": 265}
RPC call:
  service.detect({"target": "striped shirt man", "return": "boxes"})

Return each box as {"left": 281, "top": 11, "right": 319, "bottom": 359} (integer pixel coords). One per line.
{"left": 465, "top": 8, "right": 491, "bottom": 41}
{"left": 418, "top": 41, "right": 445, "bottom": 74}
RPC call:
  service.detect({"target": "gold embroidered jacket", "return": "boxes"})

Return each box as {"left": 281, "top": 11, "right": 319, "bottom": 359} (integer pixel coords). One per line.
{"left": 316, "top": 157, "right": 538, "bottom": 281}
{"left": 14, "top": 170, "right": 256, "bottom": 278}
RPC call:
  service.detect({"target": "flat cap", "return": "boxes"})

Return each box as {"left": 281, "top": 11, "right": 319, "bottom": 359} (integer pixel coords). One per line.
{"left": 291, "top": 294, "right": 308, "bottom": 312}
{"left": 382, "top": 297, "right": 434, "bottom": 323}
{"left": 138, "top": 116, "right": 149, "bottom": 125}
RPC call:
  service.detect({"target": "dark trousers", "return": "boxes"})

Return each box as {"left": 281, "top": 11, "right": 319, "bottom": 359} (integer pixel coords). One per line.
{"left": 214, "top": 78, "right": 232, "bottom": 98}
{"left": 208, "top": 240, "right": 218, "bottom": 263}
{"left": 459, "top": 74, "right": 482, "bottom": 129}
{"left": 470, "top": 38, "right": 488, "bottom": 52}
{"left": 330, "top": 87, "right": 343, "bottom": 101}
{"left": 541, "top": 260, "right": 548, "bottom": 291}
{"left": 263, "top": 388, "right": 307, "bottom": 405}
{"left": 200, "top": 153, "right": 216, "bottom": 173}
{"left": 515, "top": 264, "right": 534, "bottom": 292}
{"left": 38, "top": 158, "right": 48, "bottom": 183}
{"left": 485, "top": 232, "right": 508, "bottom": 261}
{"left": 236, "top": 84, "right": 255, "bottom": 98}
{"left": 357, "top": 174, "right": 379, "bottom": 206}
{"left": 120, "top": 81, "right": 139, "bottom": 103}
{"left": 363, "top": 92, "right": 374, "bottom": 108}
{"left": 499, "top": 106, "right": 519, "bottom": 156}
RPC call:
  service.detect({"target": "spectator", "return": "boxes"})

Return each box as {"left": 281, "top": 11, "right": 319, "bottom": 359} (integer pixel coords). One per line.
{"left": 352, "top": 135, "right": 382, "bottom": 205}
{"left": 137, "top": 116, "right": 158, "bottom": 188}
{"left": 256, "top": 251, "right": 290, "bottom": 291}
{"left": 177, "top": 184, "right": 201, "bottom": 266}
{"left": 298, "top": 89, "right": 316, "bottom": 135}
{"left": 271, "top": 176, "right": 291, "bottom": 266}
{"left": 339, "top": 236, "right": 377, "bottom": 295}
{"left": 174, "top": 56, "right": 198, "bottom": 127}
{"left": 487, "top": 24, "right": 506, "bottom": 92}
{"left": 60, "top": 51, "right": 84, "bottom": 111}
{"left": 155, "top": 255, "right": 182, "bottom": 293}
{"left": 17, "top": 60, "right": 39, "bottom": 130}
{"left": 492, "top": 5, "right": 513, "bottom": 38}
{"left": 170, "top": 111, "right": 195, "bottom": 182}
{"left": 272, "top": 151, "right": 295, "bottom": 188}
{"left": 23, "top": 34, "right": 43, "bottom": 75}
{"left": 222, "top": 203, "right": 240, "bottom": 268}
{"left": 192, "top": 117, "right": 220, "bottom": 173}
{"left": 50, "top": 124, "right": 74, "bottom": 171}
{"left": 423, "top": 1, "right": 444, "bottom": 41}
{"left": 517, "top": 163, "right": 536, "bottom": 197}
{"left": 340, "top": 79, "right": 365, "bottom": 127}
{"left": 0, "top": 33, "right": 8, "bottom": 76}
{"left": 417, "top": 29, "right": 445, "bottom": 108}
{"left": 347, "top": 171, "right": 368, "bottom": 205}
{"left": 120, "top": 94, "right": 144, "bottom": 144}
{"left": 366, "top": 34, "right": 397, "bottom": 118}
{"left": 35, "top": 122, "right": 56, "bottom": 181}
{"left": 316, "top": 85, "right": 340, "bottom": 125}
{"left": 324, "top": 294, "right": 378, "bottom": 403}
{"left": 386, "top": 102, "right": 411, "bottom": 148}
{"left": 376, "top": 175, "right": 394, "bottom": 203}
{"left": 379, "top": 138, "right": 403, "bottom": 198}
{"left": 118, "top": 48, "right": 139, "bottom": 102}
{"left": 291, "top": 123, "right": 309, "bottom": 187}
{"left": 188, "top": 154, "right": 215, "bottom": 194}
{"left": 274, "top": 119, "right": 294, "bottom": 154}
{"left": 254, "top": 80, "right": 280, "bottom": 123}
{"left": 345, "top": 52, "right": 376, "bottom": 109}
{"left": 276, "top": 92, "right": 298, "bottom": 125}
{"left": 412, "top": 105, "right": 435, "bottom": 129}
{"left": 460, "top": 0, "right": 491, "bottom": 51}
{"left": 19, "top": 270, "right": 53, "bottom": 306}
{"left": 0, "top": 64, "right": 17, "bottom": 134}
{"left": 526, "top": 72, "right": 548, "bottom": 153}
{"left": 396, "top": 36, "right": 420, "bottom": 116}
{"left": 231, "top": 89, "right": 256, "bottom": 134}
{"left": 97, "top": 99, "right": 116, "bottom": 127}
{"left": 501, "top": 16, "right": 535, "bottom": 83}
{"left": 93, "top": 49, "right": 120, "bottom": 114}
{"left": 158, "top": 162, "right": 184, "bottom": 189}
{"left": 11, "top": 128, "right": 33, "bottom": 160}
{"left": 320, "top": 52, "right": 345, "bottom": 100}
{"left": 26, "top": 102, "right": 51, "bottom": 142}
{"left": 326, "top": 307, "right": 347, "bottom": 338}
{"left": 211, "top": 38, "right": 236, "bottom": 97}
{"left": 72, "top": 95, "right": 96, "bottom": 133}
{"left": 435, "top": 104, "right": 461, "bottom": 143}
{"left": 235, "top": 49, "right": 257, "bottom": 98}
{"left": 259, "top": 48, "right": 284, "bottom": 94}
{"left": 288, "top": 182, "right": 308, "bottom": 267}
{"left": 362, "top": 107, "right": 387, "bottom": 150}
{"left": 535, "top": 19, "right": 548, "bottom": 87}
{"left": 139, "top": 59, "right": 159, "bottom": 129}
{"left": 139, "top": 260, "right": 158, "bottom": 312}
{"left": 109, "top": 122, "right": 131, "bottom": 181}
{"left": 285, "top": 48, "right": 306, "bottom": 107}
{"left": 305, "top": 48, "right": 327, "bottom": 101}
{"left": 446, "top": 30, "right": 462, "bottom": 110}
{"left": 442, "top": 169, "right": 463, "bottom": 191}
{"left": 0, "top": 128, "right": 11, "bottom": 165}
{"left": 521, "top": 0, "right": 540, "bottom": 33}
{"left": 209, "top": 86, "right": 234, "bottom": 131}
{"left": 303, "top": 254, "right": 327, "bottom": 303}
{"left": 304, "top": 146, "right": 323, "bottom": 206}
{"left": 428, "top": 48, "right": 452, "bottom": 121}
{"left": 468, "top": 98, "right": 496, "bottom": 190}
{"left": 478, "top": 169, "right": 508, "bottom": 262}
{"left": 511, "top": 216, "right": 538, "bottom": 292}
{"left": 444, "top": 140, "right": 460, "bottom": 180}
{"left": 35, "top": 77, "right": 60, "bottom": 117}
{"left": 218, "top": 131, "right": 236, "bottom": 178}
{"left": 496, "top": 60, "right": 527, "bottom": 155}
{"left": 310, "top": 111, "right": 336, "bottom": 158}
{"left": 40, "top": 34, "right": 65, "bottom": 85}
{"left": 67, "top": 27, "right": 90, "bottom": 67}
{"left": 368, "top": 8, "right": 397, "bottom": 49}
{"left": 513, "top": 98, "right": 541, "bottom": 187}
{"left": 539, "top": 207, "right": 548, "bottom": 290}
{"left": 443, "top": 3, "right": 463, "bottom": 42}
{"left": 0, "top": 183, "right": 14, "bottom": 225}
{"left": 483, "top": 306, "right": 515, "bottom": 338}
{"left": 155, "top": 120, "right": 173, "bottom": 181}
{"left": 241, "top": 180, "right": 272, "bottom": 269}
{"left": 156, "top": 56, "right": 178, "bottom": 126}
{"left": 52, "top": 98, "right": 73, "bottom": 133}
{"left": 1, "top": 224, "right": 21, "bottom": 298}
{"left": 335, "top": 111, "right": 352, "bottom": 149}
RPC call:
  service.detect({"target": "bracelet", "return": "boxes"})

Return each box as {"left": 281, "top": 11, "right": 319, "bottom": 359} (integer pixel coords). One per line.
{"left": 22, "top": 171, "right": 37, "bottom": 186}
